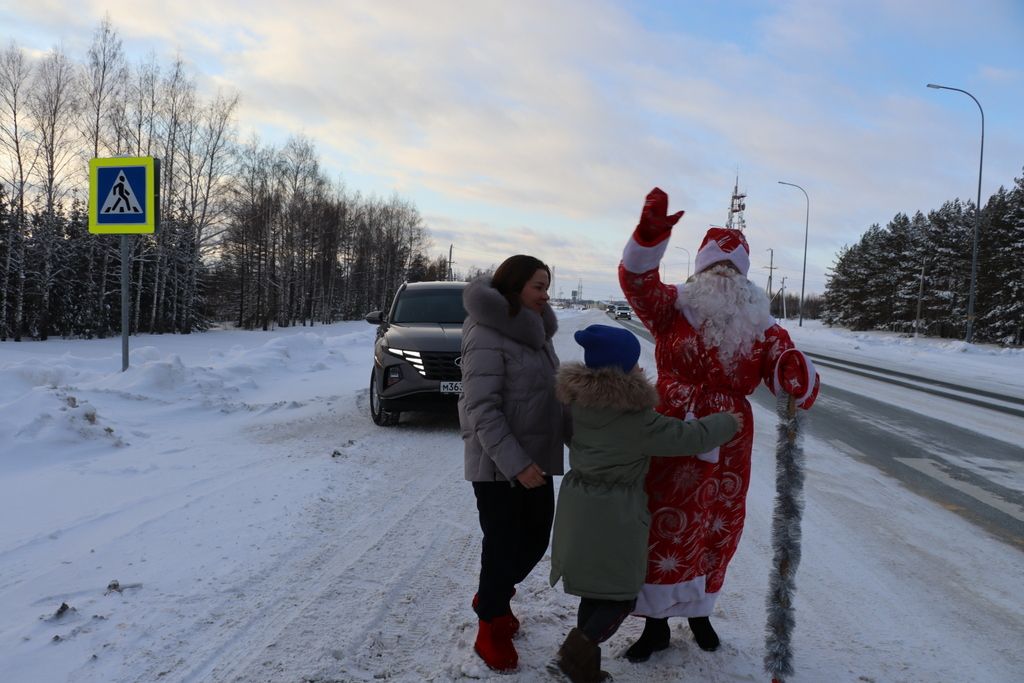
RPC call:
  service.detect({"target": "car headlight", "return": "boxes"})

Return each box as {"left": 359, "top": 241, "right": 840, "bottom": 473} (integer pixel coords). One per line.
{"left": 384, "top": 347, "right": 426, "bottom": 375}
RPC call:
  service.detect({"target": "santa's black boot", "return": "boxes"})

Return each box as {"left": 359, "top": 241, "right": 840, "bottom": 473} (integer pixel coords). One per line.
{"left": 688, "top": 616, "right": 720, "bottom": 651}
{"left": 625, "top": 617, "right": 670, "bottom": 663}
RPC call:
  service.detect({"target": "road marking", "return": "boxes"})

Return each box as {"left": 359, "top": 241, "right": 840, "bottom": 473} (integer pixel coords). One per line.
{"left": 895, "top": 457, "right": 1024, "bottom": 523}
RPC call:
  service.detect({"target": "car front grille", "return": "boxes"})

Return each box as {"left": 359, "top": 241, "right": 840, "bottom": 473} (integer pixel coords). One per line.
{"left": 418, "top": 351, "right": 462, "bottom": 381}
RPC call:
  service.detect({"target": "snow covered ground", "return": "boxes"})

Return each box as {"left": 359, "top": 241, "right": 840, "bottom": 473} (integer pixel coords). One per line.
{"left": 0, "top": 313, "right": 1021, "bottom": 683}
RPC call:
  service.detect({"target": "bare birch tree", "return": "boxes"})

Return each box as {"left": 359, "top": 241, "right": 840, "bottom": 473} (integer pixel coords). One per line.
{"left": 81, "top": 15, "right": 126, "bottom": 160}
{"left": 29, "top": 45, "right": 80, "bottom": 338}
{"left": 0, "top": 42, "right": 37, "bottom": 340}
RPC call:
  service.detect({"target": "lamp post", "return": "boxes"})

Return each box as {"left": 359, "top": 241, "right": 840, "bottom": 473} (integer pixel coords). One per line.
{"left": 778, "top": 181, "right": 809, "bottom": 326}
{"left": 927, "top": 83, "right": 984, "bottom": 343}
{"left": 914, "top": 261, "right": 927, "bottom": 338}
{"left": 675, "top": 246, "right": 691, "bottom": 279}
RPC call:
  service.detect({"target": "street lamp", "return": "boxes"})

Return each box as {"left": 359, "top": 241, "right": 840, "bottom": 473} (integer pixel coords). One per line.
{"left": 778, "top": 181, "right": 809, "bottom": 326}
{"left": 927, "top": 83, "right": 984, "bottom": 343}
{"left": 675, "top": 246, "right": 691, "bottom": 279}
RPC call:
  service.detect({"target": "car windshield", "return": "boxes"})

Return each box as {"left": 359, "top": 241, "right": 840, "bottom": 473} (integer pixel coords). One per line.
{"left": 391, "top": 288, "right": 467, "bottom": 324}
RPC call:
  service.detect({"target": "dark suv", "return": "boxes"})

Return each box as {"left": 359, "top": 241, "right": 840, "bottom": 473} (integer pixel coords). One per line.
{"left": 365, "top": 281, "right": 468, "bottom": 426}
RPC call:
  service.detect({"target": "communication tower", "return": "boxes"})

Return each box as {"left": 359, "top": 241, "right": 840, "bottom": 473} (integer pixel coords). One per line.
{"left": 725, "top": 175, "right": 747, "bottom": 232}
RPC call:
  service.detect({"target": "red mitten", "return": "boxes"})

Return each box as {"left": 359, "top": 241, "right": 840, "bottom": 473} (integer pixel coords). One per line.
{"left": 800, "top": 373, "right": 821, "bottom": 410}
{"left": 780, "top": 350, "right": 810, "bottom": 396}
{"left": 635, "top": 187, "right": 684, "bottom": 246}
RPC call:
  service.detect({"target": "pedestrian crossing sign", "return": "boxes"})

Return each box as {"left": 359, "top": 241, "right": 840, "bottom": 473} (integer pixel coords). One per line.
{"left": 89, "top": 157, "right": 160, "bottom": 234}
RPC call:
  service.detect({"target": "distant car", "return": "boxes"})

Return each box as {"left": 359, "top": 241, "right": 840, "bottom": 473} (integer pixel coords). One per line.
{"left": 614, "top": 305, "right": 633, "bottom": 320}
{"left": 365, "top": 281, "right": 468, "bottom": 426}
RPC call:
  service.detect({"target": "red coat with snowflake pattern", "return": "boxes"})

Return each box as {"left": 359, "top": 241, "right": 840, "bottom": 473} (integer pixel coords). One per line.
{"left": 619, "top": 242, "right": 816, "bottom": 618}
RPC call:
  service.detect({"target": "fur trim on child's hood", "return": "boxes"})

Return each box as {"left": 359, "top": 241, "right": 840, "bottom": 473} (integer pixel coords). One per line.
{"left": 555, "top": 362, "right": 659, "bottom": 413}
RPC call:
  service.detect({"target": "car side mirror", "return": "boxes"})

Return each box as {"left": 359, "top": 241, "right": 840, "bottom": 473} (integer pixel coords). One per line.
{"left": 365, "top": 310, "right": 384, "bottom": 325}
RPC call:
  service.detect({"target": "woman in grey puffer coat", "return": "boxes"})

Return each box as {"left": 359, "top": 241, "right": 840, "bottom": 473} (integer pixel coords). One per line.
{"left": 459, "top": 254, "right": 567, "bottom": 672}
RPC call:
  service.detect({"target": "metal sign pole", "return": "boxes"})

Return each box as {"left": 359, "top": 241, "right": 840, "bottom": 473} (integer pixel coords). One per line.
{"left": 89, "top": 156, "right": 158, "bottom": 372}
{"left": 121, "top": 234, "right": 130, "bottom": 371}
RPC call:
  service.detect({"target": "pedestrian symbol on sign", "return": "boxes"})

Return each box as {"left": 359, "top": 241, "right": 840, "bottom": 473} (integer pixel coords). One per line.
{"left": 100, "top": 172, "right": 142, "bottom": 214}
{"left": 89, "top": 156, "right": 158, "bottom": 234}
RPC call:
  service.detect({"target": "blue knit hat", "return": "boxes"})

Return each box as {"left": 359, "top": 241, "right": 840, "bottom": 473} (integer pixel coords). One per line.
{"left": 573, "top": 324, "right": 641, "bottom": 373}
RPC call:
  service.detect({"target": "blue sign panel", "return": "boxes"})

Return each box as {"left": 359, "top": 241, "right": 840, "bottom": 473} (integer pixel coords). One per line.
{"left": 96, "top": 166, "right": 147, "bottom": 224}
{"left": 89, "top": 157, "right": 159, "bottom": 234}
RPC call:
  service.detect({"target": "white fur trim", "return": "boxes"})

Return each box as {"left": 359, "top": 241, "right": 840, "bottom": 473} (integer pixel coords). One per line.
{"left": 622, "top": 234, "right": 669, "bottom": 274}
{"left": 675, "top": 285, "right": 700, "bottom": 329}
{"left": 694, "top": 239, "right": 750, "bottom": 275}
{"left": 633, "top": 575, "right": 719, "bottom": 618}
{"left": 773, "top": 349, "right": 816, "bottom": 404}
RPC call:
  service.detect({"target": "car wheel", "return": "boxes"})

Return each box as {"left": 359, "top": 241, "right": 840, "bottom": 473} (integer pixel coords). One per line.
{"left": 369, "top": 368, "right": 400, "bottom": 426}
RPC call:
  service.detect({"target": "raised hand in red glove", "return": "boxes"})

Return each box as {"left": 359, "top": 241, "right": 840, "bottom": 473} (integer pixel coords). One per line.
{"left": 635, "top": 187, "right": 685, "bottom": 246}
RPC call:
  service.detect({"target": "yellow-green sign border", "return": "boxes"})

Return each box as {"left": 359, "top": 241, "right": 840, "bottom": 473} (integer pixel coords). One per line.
{"left": 88, "top": 157, "right": 159, "bottom": 234}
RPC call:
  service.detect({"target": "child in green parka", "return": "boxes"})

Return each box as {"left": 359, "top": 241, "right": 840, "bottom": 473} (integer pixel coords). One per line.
{"left": 549, "top": 324, "right": 742, "bottom": 683}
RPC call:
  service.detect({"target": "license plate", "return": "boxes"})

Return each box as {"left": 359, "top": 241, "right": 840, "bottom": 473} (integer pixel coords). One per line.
{"left": 440, "top": 381, "right": 463, "bottom": 394}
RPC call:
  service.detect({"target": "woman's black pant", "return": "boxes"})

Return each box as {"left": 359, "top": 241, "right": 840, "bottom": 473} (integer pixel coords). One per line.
{"left": 472, "top": 478, "right": 554, "bottom": 621}
{"left": 578, "top": 597, "right": 636, "bottom": 644}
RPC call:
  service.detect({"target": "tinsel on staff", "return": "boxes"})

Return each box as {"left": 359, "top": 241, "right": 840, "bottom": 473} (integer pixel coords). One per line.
{"left": 764, "top": 392, "right": 806, "bottom": 683}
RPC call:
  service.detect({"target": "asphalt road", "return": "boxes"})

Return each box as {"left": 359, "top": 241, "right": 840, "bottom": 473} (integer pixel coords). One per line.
{"left": 617, "top": 316, "right": 1024, "bottom": 550}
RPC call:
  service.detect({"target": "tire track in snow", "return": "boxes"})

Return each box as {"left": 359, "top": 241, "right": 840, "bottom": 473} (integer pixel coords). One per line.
{"left": 279, "top": 473, "right": 479, "bottom": 682}
{"left": 142, "top": 401, "right": 477, "bottom": 683}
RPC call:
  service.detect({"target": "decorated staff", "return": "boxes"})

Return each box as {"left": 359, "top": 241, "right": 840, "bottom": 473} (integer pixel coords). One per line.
{"left": 764, "top": 391, "right": 807, "bottom": 683}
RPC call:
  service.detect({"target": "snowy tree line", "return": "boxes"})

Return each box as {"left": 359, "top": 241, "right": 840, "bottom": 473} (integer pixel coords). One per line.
{"left": 203, "top": 136, "right": 450, "bottom": 331}
{"left": 769, "top": 292, "right": 822, "bottom": 322}
{"left": 822, "top": 169, "right": 1024, "bottom": 345}
{"left": 0, "top": 18, "right": 448, "bottom": 341}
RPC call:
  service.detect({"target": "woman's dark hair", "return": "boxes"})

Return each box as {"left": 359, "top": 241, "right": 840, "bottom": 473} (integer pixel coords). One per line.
{"left": 491, "top": 254, "right": 550, "bottom": 316}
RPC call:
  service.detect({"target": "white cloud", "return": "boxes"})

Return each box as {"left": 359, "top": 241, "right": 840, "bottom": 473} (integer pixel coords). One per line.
{"left": 5, "top": 0, "right": 1022, "bottom": 298}
{"left": 979, "top": 65, "right": 1021, "bottom": 84}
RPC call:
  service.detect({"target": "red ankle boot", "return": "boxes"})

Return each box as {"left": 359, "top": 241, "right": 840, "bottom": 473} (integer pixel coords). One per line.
{"left": 472, "top": 593, "right": 520, "bottom": 636}
{"left": 474, "top": 617, "right": 518, "bottom": 671}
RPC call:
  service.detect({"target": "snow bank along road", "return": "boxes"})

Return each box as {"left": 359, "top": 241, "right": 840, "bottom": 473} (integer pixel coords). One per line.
{"left": 805, "top": 351, "right": 1024, "bottom": 418}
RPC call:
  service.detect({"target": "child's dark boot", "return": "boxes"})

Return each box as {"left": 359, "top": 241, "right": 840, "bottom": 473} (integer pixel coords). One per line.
{"left": 556, "top": 628, "right": 609, "bottom": 682}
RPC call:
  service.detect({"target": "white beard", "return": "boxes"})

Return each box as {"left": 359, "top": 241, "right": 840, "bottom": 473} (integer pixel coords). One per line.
{"left": 676, "top": 264, "right": 774, "bottom": 368}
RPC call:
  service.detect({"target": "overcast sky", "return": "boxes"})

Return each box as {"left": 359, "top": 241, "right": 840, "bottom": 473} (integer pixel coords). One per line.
{"left": 3, "top": 0, "right": 1022, "bottom": 300}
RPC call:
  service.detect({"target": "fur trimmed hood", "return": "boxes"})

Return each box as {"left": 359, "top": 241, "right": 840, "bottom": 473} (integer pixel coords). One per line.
{"left": 463, "top": 276, "right": 557, "bottom": 350}
{"left": 556, "top": 362, "right": 659, "bottom": 413}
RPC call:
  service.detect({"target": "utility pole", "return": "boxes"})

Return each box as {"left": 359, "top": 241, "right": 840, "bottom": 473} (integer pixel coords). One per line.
{"left": 780, "top": 277, "right": 788, "bottom": 320}
{"left": 447, "top": 244, "right": 454, "bottom": 281}
{"left": 764, "top": 248, "right": 777, "bottom": 298}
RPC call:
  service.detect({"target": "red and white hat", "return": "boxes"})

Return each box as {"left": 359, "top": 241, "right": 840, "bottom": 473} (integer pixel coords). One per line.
{"left": 693, "top": 227, "right": 750, "bottom": 276}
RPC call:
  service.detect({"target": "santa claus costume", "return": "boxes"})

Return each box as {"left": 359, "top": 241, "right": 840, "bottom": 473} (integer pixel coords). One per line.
{"left": 618, "top": 187, "right": 820, "bottom": 661}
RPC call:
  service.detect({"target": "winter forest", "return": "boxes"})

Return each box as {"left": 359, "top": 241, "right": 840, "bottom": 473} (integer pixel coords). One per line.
{"left": 0, "top": 18, "right": 451, "bottom": 342}
{"left": 1, "top": 18, "right": 1022, "bottom": 345}
{"left": 821, "top": 172, "right": 1024, "bottom": 344}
